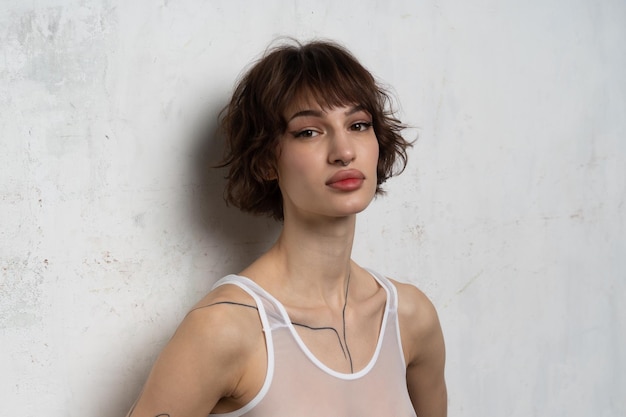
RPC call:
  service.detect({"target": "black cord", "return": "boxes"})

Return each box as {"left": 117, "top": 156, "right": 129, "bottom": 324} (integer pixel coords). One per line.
{"left": 188, "top": 301, "right": 259, "bottom": 315}
{"left": 291, "top": 321, "right": 347, "bottom": 358}
{"left": 294, "top": 272, "right": 354, "bottom": 373}
{"left": 341, "top": 272, "right": 354, "bottom": 373}
{"left": 190, "top": 274, "right": 355, "bottom": 374}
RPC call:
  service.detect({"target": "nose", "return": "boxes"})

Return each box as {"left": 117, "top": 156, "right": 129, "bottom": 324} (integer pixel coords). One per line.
{"left": 328, "top": 129, "right": 355, "bottom": 166}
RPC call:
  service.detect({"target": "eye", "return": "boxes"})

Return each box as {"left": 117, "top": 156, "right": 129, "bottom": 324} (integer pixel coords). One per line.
{"left": 293, "top": 129, "right": 320, "bottom": 138}
{"left": 350, "top": 122, "right": 372, "bottom": 132}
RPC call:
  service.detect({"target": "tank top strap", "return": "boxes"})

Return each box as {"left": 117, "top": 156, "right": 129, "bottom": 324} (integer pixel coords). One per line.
{"left": 364, "top": 268, "right": 399, "bottom": 312}
{"left": 213, "top": 270, "right": 399, "bottom": 322}
{"left": 212, "top": 275, "right": 290, "bottom": 330}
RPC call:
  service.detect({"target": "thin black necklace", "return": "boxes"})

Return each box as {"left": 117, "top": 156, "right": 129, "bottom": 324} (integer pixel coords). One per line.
{"left": 341, "top": 271, "right": 353, "bottom": 373}
{"left": 291, "top": 271, "right": 353, "bottom": 373}
{"left": 193, "top": 271, "right": 355, "bottom": 373}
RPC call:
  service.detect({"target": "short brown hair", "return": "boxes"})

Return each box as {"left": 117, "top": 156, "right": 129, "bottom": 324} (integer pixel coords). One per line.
{"left": 219, "top": 39, "right": 411, "bottom": 221}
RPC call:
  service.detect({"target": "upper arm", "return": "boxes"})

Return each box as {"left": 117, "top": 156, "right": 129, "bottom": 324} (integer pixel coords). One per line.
{"left": 394, "top": 280, "right": 447, "bottom": 417}
{"left": 127, "top": 288, "right": 263, "bottom": 417}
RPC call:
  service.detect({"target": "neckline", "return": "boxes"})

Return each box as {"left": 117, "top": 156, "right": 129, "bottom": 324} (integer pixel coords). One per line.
{"left": 233, "top": 270, "right": 390, "bottom": 380}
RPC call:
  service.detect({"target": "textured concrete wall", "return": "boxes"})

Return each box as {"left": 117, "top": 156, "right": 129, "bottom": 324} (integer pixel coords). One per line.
{"left": 1, "top": 1, "right": 624, "bottom": 416}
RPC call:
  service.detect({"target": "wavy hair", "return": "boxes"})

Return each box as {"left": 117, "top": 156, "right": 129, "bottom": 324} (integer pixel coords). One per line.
{"left": 219, "top": 39, "right": 411, "bottom": 220}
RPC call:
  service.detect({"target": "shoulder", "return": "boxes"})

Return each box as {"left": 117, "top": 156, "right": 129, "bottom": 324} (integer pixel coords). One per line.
{"left": 171, "top": 280, "right": 263, "bottom": 369}
{"left": 179, "top": 281, "right": 263, "bottom": 358}
{"left": 389, "top": 279, "right": 438, "bottom": 325}
{"left": 127, "top": 280, "right": 265, "bottom": 415}
{"left": 388, "top": 278, "right": 444, "bottom": 366}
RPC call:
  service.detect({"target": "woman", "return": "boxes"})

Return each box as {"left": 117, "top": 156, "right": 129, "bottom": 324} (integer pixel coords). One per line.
{"left": 128, "top": 40, "right": 447, "bottom": 417}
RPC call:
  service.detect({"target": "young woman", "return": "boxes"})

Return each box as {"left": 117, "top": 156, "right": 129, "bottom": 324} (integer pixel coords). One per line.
{"left": 127, "top": 40, "right": 446, "bottom": 417}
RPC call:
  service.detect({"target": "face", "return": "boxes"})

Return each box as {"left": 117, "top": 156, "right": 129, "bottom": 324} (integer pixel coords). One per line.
{"left": 275, "top": 100, "right": 379, "bottom": 221}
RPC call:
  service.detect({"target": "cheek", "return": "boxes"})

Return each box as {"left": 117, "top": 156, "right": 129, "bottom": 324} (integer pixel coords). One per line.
{"left": 369, "top": 138, "right": 381, "bottom": 169}
{"left": 276, "top": 148, "right": 312, "bottom": 187}
{"left": 369, "top": 139, "right": 381, "bottom": 187}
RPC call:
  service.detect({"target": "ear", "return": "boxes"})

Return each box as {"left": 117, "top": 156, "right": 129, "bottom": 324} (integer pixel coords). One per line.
{"left": 264, "top": 168, "right": 278, "bottom": 181}
{"left": 261, "top": 160, "right": 278, "bottom": 181}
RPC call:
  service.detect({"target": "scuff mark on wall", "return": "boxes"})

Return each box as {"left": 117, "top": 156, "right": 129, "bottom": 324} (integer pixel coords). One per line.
{"left": 457, "top": 269, "right": 483, "bottom": 294}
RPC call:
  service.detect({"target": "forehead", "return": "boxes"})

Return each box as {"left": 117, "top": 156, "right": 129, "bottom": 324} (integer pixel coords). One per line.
{"left": 283, "top": 103, "right": 372, "bottom": 125}
{"left": 282, "top": 89, "right": 365, "bottom": 120}
{"left": 283, "top": 97, "right": 330, "bottom": 117}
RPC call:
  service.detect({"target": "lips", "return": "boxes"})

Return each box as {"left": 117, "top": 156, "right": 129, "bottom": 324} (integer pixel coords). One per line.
{"left": 326, "top": 169, "right": 366, "bottom": 191}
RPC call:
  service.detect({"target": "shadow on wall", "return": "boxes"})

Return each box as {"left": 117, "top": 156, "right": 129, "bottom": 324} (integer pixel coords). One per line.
{"left": 112, "top": 100, "right": 281, "bottom": 417}
{"left": 187, "top": 99, "right": 281, "bottom": 277}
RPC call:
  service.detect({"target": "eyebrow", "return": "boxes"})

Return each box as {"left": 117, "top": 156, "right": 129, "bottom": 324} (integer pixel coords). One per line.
{"left": 286, "top": 105, "right": 367, "bottom": 122}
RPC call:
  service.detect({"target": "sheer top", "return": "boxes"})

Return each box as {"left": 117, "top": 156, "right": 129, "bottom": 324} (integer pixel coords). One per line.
{"left": 209, "top": 269, "right": 417, "bottom": 417}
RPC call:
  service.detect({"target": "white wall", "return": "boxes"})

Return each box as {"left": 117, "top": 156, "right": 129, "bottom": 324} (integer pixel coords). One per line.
{"left": 1, "top": 1, "right": 624, "bottom": 416}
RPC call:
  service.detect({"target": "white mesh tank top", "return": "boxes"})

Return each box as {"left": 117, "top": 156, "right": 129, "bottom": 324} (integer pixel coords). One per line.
{"left": 209, "top": 269, "right": 417, "bottom": 417}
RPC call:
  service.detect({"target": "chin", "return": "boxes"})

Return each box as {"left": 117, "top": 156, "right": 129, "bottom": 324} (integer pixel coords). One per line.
{"left": 335, "top": 199, "right": 373, "bottom": 217}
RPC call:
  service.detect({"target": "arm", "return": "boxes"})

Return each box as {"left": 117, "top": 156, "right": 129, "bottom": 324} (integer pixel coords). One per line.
{"left": 127, "top": 287, "right": 265, "bottom": 417}
{"left": 394, "top": 280, "right": 447, "bottom": 417}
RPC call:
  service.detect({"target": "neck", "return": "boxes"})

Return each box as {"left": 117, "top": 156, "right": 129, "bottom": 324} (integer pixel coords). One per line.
{"left": 264, "top": 213, "right": 356, "bottom": 307}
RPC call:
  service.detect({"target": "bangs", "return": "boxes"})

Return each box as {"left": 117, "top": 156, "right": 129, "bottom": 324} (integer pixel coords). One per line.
{"left": 277, "top": 43, "right": 379, "bottom": 121}
{"left": 219, "top": 39, "right": 409, "bottom": 220}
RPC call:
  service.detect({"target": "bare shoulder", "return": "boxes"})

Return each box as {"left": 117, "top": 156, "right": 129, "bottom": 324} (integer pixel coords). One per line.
{"left": 128, "top": 282, "right": 265, "bottom": 417}
{"left": 388, "top": 279, "right": 444, "bottom": 365}
{"left": 389, "top": 279, "right": 440, "bottom": 329}
{"left": 186, "top": 282, "right": 261, "bottom": 338}
{"left": 169, "top": 282, "right": 264, "bottom": 378}
{"left": 389, "top": 278, "right": 447, "bottom": 416}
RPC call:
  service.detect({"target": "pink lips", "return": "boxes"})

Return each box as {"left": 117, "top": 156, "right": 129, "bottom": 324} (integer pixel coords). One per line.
{"left": 326, "top": 169, "right": 366, "bottom": 191}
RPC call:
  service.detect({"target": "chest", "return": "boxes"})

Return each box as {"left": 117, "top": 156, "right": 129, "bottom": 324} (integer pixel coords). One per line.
{"left": 240, "top": 314, "right": 416, "bottom": 417}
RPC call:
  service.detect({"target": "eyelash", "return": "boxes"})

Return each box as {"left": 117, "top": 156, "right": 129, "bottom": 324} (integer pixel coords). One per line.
{"left": 350, "top": 121, "right": 372, "bottom": 132}
{"left": 292, "top": 122, "right": 372, "bottom": 138}
{"left": 294, "top": 129, "right": 319, "bottom": 138}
